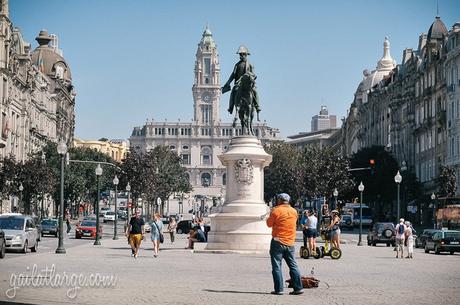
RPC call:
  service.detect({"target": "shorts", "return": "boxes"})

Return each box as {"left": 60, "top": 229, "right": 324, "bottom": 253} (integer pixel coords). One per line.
{"left": 306, "top": 229, "right": 318, "bottom": 238}
{"left": 129, "top": 234, "right": 143, "bottom": 248}
{"left": 396, "top": 237, "right": 405, "bottom": 246}
{"left": 331, "top": 229, "right": 340, "bottom": 238}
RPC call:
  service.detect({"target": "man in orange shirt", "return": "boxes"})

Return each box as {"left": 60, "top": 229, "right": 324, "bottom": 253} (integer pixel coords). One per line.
{"left": 266, "top": 193, "right": 303, "bottom": 295}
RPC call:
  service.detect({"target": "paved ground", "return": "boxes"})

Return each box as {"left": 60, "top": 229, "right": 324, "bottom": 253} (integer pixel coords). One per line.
{"left": 0, "top": 225, "right": 459, "bottom": 305}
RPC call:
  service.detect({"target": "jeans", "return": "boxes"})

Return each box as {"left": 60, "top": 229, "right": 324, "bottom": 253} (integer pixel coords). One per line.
{"left": 270, "top": 239, "right": 303, "bottom": 292}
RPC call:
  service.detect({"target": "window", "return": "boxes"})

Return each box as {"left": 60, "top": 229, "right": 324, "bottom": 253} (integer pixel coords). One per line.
{"left": 55, "top": 65, "right": 64, "bottom": 79}
{"left": 204, "top": 58, "right": 211, "bottom": 75}
{"left": 201, "top": 146, "right": 212, "bottom": 165}
{"left": 182, "top": 145, "right": 189, "bottom": 150}
{"left": 169, "top": 145, "right": 176, "bottom": 150}
{"left": 201, "top": 172, "right": 212, "bottom": 186}
{"left": 222, "top": 173, "right": 226, "bottom": 186}
{"left": 181, "top": 154, "right": 190, "bottom": 165}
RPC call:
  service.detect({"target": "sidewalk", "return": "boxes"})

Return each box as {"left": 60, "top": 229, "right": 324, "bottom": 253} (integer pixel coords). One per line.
{"left": 0, "top": 234, "right": 459, "bottom": 305}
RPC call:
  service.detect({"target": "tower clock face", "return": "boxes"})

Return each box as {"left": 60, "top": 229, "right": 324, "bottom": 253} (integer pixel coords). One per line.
{"left": 202, "top": 92, "right": 212, "bottom": 102}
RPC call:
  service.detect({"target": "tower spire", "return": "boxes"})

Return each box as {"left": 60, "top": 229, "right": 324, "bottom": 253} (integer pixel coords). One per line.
{"left": 436, "top": 0, "right": 439, "bottom": 17}
{"left": 1, "top": 0, "right": 8, "bottom": 17}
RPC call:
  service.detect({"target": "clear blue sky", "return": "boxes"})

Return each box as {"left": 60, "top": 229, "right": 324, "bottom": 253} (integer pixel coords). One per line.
{"left": 10, "top": 0, "right": 460, "bottom": 140}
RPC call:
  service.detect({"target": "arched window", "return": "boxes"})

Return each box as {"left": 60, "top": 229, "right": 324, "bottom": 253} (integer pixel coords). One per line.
{"left": 201, "top": 172, "right": 212, "bottom": 187}
{"left": 222, "top": 173, "right": 226, "bottom": 186}
{"left": 201, "top": 146, "right": 212, "bottom": 165}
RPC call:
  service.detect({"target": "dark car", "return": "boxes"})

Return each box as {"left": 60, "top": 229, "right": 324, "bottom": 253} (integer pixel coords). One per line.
{"left": 0, "top": 229, "right": 5, "bottom": 258}
{"left": 40, "top": 219, "right": 58, "bottom": 237}
{"left": 415, "top": 229, "right": 440, "bottom": 248}
{"left": 176, "top": 220, "right": 210, "bottom": 235}
{"left": 367, "top": 222, "right": 395, "bottom": 247}
{"left": 425, "top": 230, "right": 460, "bottom": 254}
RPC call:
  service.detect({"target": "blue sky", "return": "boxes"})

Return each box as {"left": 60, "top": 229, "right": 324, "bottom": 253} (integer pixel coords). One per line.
{"left": 10, "top": 0, "right": 460, "bottom": 140}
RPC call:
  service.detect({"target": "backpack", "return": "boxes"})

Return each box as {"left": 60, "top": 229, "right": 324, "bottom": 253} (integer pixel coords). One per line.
{"left": 398, "top": 224, "right": 405, "bottom": 235}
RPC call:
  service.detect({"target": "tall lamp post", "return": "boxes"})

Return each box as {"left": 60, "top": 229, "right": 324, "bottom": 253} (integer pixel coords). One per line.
{"left": 357, "top": 181, "right": 364, "bottom": 246}
{"left": 94, "top": 164, "right": 103, "bottom": 246}
{"left": 333, "top": 188, "right": 338, "bottom": 211}
{"left": 41, "top": 152, "right": 46, "bottom": 220}
{"left": 113, "top": 175, "right": 119, "bottom": 240}
{"left": 431, "top": 193, "right": 436, "bottom": 229}
{"left": 55, "top": 140, "right": 67, "bottom": 254}
{"left": 18, "top": 183, "right": 24, "bottom": 213}
{"left": 394, "top": 171, "right": 402, "bottom": 221}
{"left": 126, "top": 182, "right": 131, "bottom": 226}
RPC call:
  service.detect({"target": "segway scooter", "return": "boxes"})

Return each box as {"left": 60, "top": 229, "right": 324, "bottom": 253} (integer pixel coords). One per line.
{"left": 319, "top": 229, "right": 342, "bottom": 260}
{"left": 300, "top": 230, "right": 321, "bottom": 259}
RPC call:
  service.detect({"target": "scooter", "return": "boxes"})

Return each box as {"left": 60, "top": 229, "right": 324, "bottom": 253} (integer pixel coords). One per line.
{"left": 319, "top": 229, "right": 342, "bottom": 260}
{"left": 299, "top": 232, "right": 321, "bottom": 259}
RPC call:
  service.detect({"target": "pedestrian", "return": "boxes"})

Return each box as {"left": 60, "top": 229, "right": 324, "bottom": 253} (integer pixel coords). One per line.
{"left": 167, "top": 216, "right": 177, "bottom": 243}
{"left": 150, "top": 213, "right": 163, "bottom": 258}
{"left": 329, "top": 210, "right": 341, "bottom": 249}
{"left": 300, "top": 211, "right": 309, "bottom": 251}
{"left": 187, "top": 226, "right": 206, "bottom": 249}
{"left": 266, "top": 193, "right": 303, "bottom": 295}
{"left": 395, "top": 218, "right": 406, "bottom": 259}
{"left": 405, "top": 221, "right": 414, "bottom": 259}
{"left": 306, "top": 210, "right": 319, "bottom": 254}
{"left": 66, "top": 215, "right": 71, "bottom": 235}
{"left": 125, "top": 210, "right": 145, "bottom": 259}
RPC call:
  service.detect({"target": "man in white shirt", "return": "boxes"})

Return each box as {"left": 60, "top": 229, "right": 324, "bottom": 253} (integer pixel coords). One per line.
{"left": 395, "top": 218, "right": 406, "bottom": 259}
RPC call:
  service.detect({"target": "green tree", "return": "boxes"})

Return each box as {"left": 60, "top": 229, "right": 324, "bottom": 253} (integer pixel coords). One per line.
{"left": 437, "top": 165, "right": 457, "bottom": 197}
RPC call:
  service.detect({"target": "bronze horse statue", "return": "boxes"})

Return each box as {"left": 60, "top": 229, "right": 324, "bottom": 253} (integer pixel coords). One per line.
{"left": 233, "top": 73, "right": 258, "bottom": 135}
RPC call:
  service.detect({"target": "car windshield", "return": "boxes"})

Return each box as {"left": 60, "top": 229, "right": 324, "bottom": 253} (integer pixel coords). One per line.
{"left": 106, "top": 212, "right": 115, "bottom": 215}
{"left": 0, "top": 218, "right": 24, "bottom": 230}
{"left": 376, "top": 223, "right": 394, "bottom": 231}
{"left": 444, "top": 232, "right": 460, "bottom": 238}
{"left": 41, "top": 220, "right": 57, "bottom": 226}
{"left": 80, "top": 221, "right": 96, "bottom": 227}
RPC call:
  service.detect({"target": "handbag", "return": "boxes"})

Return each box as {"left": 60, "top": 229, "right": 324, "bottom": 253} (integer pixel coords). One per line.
{"left": 153, "top": 221, "right": 164, "bottom": 243}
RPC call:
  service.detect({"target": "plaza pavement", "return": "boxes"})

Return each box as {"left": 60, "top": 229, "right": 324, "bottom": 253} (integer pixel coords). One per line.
{"left": 0, "top": 231, "right": 459, "bottom": 305}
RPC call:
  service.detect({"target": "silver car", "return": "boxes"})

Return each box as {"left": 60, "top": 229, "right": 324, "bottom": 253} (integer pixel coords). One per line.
{"left": 0, "top": 214, "right": 39, "bottom": 253}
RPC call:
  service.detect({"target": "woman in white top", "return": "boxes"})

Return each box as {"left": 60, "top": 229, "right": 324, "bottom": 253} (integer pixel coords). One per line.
{"left": 404, "top": 221, "right": 414, "bottom": 259}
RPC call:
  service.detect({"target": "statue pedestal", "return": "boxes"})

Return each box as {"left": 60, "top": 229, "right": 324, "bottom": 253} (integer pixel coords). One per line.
{"left": 205, "top": 136, "right": 272, "bottom": 253}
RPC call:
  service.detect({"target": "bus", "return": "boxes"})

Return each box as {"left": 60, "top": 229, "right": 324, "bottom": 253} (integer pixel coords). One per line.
{"left": 342, "top": 204, "right": 373, "bottom": 227}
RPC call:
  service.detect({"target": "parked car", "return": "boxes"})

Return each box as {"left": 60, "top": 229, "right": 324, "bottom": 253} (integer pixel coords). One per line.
{"left": 117, "top": 210, "right": 127, "bottom": 220}
{"left": 367, "top": 222, "right": 395, "bottom": 247}
{"left": 0, "top": 228, "right": 5, "bottom": 258}
{"left": 340, "top": 214, "right": 353, "bottom": 230}
{"left": 415, "top": 229, "right": 440, "bottom": 248}
{"left": 424, "top": 230, "right": 460, "bottom": 254}
{"left": 75, "top": 220, "right": 101, "bottom": 239}
{"left": 176, "top": 220, "right": 211, "bottom": 235}
{"left": 0, "top": 214, "right": 39, "bottom": 253}
{"left": 99, "top": 207, "right": 111, "bottom": 217}
{"left": 40, "top": 219, "right": 58, "bottom": 237}
{"left": 103, "top": 211, "right": 116, "bottom": 223}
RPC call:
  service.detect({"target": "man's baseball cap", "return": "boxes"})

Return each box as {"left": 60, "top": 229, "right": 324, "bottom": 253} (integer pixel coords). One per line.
{"left": 277, "top": 193, "right": 291, "bottom": 203}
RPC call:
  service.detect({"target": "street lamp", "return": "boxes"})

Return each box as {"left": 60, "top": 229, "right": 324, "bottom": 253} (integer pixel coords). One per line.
{"left": 56, "top": 140, "right": 67, "bottom": 254}
{"left": 333, "top": 188, "right": 338, "bottom": 211}
{"left": 41, "top": 151, "right": 46, "bottom": 220}
{"left": 112, "top": 175, "right": 119, "bottom": 240}
{"left": 18, "top": 183, "right": 23, "bottom": 213}
{"left": 394, "top": 170, "right": 402, "bottom": 221}
{"left": 357, "top": 181, "right": 365, "bottom": 246}
{"left": 431, "top": 193, "right": 436, "bottom": 229}
{"left": 94, "top": 164, "right": 103, "bottom": 246}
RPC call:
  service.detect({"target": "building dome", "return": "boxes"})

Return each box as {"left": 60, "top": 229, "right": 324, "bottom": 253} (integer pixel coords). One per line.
{"left": 427, "top": 16, "right": 448, "bottom": 40}
{"left": 30, "top": 30, "right": 72, "bottom": 81}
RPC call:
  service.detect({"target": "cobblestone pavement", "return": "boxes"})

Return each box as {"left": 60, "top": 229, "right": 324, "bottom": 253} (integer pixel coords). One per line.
{"left": 0, "top": 232, "right": 459, "bottom": 305}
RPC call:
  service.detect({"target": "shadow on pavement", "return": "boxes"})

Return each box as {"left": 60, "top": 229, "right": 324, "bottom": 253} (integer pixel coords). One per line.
{"left": 203, "top": 289, "right": 271, "bottom": 295}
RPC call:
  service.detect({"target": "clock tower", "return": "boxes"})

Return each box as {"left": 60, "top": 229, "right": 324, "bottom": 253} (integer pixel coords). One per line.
{"left": 192, "top": 26, "right": 221, "bottom": 125}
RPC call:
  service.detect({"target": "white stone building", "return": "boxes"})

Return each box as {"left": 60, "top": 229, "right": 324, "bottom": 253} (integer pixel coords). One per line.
{"left": 129, "top": 27, "right": 280, "bottom": 199}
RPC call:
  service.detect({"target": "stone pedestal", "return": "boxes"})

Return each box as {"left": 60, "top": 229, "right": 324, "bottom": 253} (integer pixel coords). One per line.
{"left": 205, "top": 136, "right": 272, "bottom": 253}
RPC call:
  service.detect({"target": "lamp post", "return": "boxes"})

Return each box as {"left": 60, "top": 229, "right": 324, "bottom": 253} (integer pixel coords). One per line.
{"left": 431, "top": 193, "right": 436, "bottom": 229}
{"left": 94, "top": 164, "right": 103, "bottom": 246}
{"left": 113, "top": 175, "right": 119, "bottom": 240}
{"left": 357, "top": 181, "right": 364, "bottom": 246}
{"left": 394, "top": 171, "right": 402, "bottom": 221}
{"left": 126, "top": 182, "right": 131, "bottom": 226}
{"left": 18, "top": 183, "right": 23, "bottom": 213}
{"left": 333, "top": 188, "right": 338, "bottom": 211}
{"left": 41, "top": 151, "right": 46, "bottom": 220}
{"left": 55, "top": 140, "right": 67, "bottom": 254}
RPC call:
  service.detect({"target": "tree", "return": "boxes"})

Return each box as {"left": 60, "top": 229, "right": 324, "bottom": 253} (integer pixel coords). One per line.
{"left": 437, "top": 165, "right": 457, "bottom": 197}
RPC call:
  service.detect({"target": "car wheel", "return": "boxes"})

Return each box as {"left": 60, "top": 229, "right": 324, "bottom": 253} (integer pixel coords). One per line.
{"left": 31, "top": 240, "right": 38, "bottom": 252}
{"left": 23, "top": 240, "right": 28, "bottom": 254}
{"left": 450, "top": 251, "right": 455, "bottom": 255}
{"left": 435, "top": 245, "right": 441, "bottom": 254}
{"left": 0, "top": 241, "right": 5, "bottom": 258}
{"left": 424, "top": 245, "right": 429, "bottom": 253}
{"left": 386, "top": 243, "right": 390, "bottom": 247}
{"left": 177, "top": 228, "right": 183, "bottom": 234}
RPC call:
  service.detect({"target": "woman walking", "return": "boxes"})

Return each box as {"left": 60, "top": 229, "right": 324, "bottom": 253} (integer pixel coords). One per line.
{"left": 168, "top": 216, "right": 177, "bottom": 243}
{"left": 405, "top": 221, "right": 414, "bottom": 259}
{"left": 150, "top": 213, "right": 163, "bottom": 258}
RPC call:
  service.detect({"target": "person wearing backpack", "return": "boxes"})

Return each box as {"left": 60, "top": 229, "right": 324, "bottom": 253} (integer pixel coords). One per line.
{"left": 395, "top": 218, "right": 406, "bottom": 259}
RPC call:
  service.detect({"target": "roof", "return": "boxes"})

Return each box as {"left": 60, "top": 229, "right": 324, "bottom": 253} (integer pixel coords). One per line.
{"left": 427, "top": 16, "right": 448, "bottom": 40}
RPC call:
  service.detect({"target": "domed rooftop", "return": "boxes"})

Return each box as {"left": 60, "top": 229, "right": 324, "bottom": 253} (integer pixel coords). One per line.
{"left": 427, "top": 16, "right": 448, "bottom": 40}
{"left": 30, "top": 30, "right": 72, "bottom": 81}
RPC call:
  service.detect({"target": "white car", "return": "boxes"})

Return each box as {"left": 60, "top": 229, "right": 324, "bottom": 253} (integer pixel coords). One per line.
{"left": 0, "top": 214, "right": 39, "bottom": 253}
{"left": 103, "top": 211, "right": 116, "bottom": 222}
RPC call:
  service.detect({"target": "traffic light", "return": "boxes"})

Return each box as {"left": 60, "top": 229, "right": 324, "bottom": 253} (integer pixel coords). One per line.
{"left": 369, "top": 159, "right": 375, "bottom": 175}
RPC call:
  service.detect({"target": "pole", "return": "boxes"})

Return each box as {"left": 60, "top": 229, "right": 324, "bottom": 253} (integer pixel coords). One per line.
{"left": 55, "top": 155, "right": 66, "bottom": 254}
{"left": 358, "top": 190, "right": 363, "bottom": 246}
{"left": 113, "top": 184, "right": 118, "bottom": 240}
{"left": 127, "top": 191, "right": 131, "bottom": 226}
{"left": 433, "top": 199, "right": 436, "bottom": 229}
{"left": 94, "top": 176, "right": 101, "bottom": 245}
{"left": 397, "top": 183, "right": 400, "bottom": 222}
{"left": 41, "top": 192, "right": 45, "bottom": 220}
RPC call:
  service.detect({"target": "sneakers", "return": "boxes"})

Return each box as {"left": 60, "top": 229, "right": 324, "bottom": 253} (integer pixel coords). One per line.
{"left": 289, "top": 290, "right": 304, "bottom": 295}
{"left": 270, "top": 291, "right": 283, "bottom": 295}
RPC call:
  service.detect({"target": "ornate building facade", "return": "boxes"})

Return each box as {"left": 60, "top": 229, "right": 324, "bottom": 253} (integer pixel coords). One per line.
{"left": 341, "top": 16, "right": 460, "bottom": 195}
{"left": 73, "top": 138, "right": 129, "bottom": 162}
{"left": 129, "top": 27, "right": 280, "bottom": 199}
{"left": 0, "top": 0, "right": 75, "bottom": 163}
